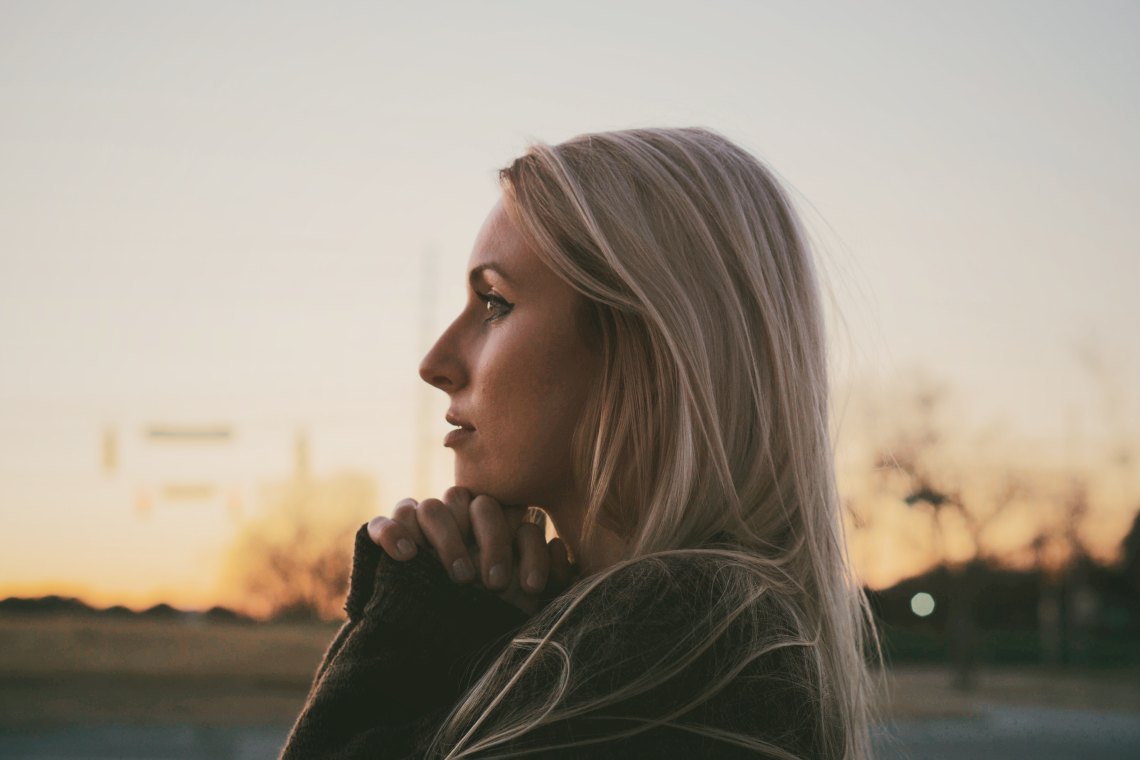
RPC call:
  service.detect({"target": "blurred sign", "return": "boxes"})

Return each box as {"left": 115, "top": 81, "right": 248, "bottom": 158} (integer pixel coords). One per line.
{"left": 101, "top": 425, "right": 118, "bottom": 474}
{"left": 146, "top": 425, "right": 233, "bottom": 441}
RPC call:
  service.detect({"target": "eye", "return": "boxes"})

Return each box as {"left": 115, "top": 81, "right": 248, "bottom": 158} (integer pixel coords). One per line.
{"left": 477, "top": 291, "right": 513, "bottom": 323}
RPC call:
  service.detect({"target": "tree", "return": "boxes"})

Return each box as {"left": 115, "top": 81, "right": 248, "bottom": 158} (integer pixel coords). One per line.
{"left": 870, "top": 375, "right": 1030, "bottom": 689}
{"left": 222, "top": 471, "right": 378, "bottom": 621}
{"left": 1121, "top": 508, "right": 1140, "bottom": 597}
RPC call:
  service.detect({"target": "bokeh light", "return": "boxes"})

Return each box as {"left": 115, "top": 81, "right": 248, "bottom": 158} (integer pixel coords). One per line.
{"left": 910, "top": 592, "right": 936, "bottom": 618}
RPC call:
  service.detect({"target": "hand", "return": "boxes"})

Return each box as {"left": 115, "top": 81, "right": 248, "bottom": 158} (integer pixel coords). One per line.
{"left": 367, "top": 487, "right": 577, "bottom": 614}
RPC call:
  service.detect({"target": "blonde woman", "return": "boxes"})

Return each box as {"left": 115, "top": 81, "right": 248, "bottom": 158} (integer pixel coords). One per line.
{"left": 280, "top": 127, "right": 880, "bottom": 759}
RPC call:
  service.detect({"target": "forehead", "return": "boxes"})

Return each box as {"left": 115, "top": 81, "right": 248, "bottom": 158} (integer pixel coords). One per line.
{"left": 467, "top": 199, "right": 540, "bottom": 278}
{"left": 469, "top": 197, "right": 598, "bottom": 339}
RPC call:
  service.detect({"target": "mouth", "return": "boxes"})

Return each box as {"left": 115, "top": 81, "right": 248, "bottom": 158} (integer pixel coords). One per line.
{"left": 444, "top": 413, "right": 475, "bottom": 448}
{"left": 445, "top": 413, "right": 475, "bottom": 431}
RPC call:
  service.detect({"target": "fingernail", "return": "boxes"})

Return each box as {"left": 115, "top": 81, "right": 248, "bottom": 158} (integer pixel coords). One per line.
{"left": 489, "top": 564, "right": 507, "bottom": 589}
{"left": 397, "top": 539, "right": 415, "bottom": 558}
{"left": 526, "top": 571, "right": 543, "bottom": 592}
{"left": 452, "top": 557, "right": 475, "bottom": 583}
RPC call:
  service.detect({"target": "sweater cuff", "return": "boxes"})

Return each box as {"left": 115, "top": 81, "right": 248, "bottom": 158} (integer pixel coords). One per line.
{"left": 344, "top": 523, "right": 384, "bottom": 621}
{"left": 343, "top": 523, "right": 531, "bottom": 669}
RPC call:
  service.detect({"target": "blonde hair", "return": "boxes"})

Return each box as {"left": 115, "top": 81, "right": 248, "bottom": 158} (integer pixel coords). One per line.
{"left": 428, "top": 127, "right": 881, "bottom": 758}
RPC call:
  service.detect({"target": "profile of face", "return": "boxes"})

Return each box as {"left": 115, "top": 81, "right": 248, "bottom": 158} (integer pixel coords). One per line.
{"left": 419, "top": 198, "right": 601, "bottom": 516}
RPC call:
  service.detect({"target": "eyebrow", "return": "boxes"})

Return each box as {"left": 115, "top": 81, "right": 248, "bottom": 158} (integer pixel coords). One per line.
{"left": 468, "top": 263, "right": 512, "bottom": 288}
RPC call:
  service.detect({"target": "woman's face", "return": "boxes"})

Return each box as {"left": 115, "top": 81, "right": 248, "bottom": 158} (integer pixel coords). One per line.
{"left": 419, "top": 198, "right": 600, "bottom": 513}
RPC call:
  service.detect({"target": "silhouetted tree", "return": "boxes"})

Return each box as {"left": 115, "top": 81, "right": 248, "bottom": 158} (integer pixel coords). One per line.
{"left": 1062, "top": 337, "right": 1138, "bottom": 661}
{"left": 871, "top": 376, "right": 1029, "bottom": 689}
{"left": 223, "top": 471, "right": 377, "bottom": 621}
{"left": 1122, "top": 509, "right": 1140, "bottom": 597}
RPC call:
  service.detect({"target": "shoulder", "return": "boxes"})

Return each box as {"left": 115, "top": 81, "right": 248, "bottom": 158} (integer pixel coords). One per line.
{"left": 564, "top": 533, "right": 785, "bottom": 624}
{"left": 535, "top": 536, "right": 806, "bottom": 681}
{"left": 506, "top": 541, "right": 824, "bottom": 757}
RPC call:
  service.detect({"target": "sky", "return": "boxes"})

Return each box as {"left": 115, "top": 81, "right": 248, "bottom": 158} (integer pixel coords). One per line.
{"left": 1, "top": 1, "right": 1138, "bottom": 609}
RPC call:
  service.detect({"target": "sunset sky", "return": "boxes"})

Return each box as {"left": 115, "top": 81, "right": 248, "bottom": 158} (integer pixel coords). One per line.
{"left": 2, "top": 2, "right": 1137, "bottom": 611}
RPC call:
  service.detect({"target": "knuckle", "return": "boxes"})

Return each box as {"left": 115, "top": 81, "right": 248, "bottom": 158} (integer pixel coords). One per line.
{"left": 470, "top": 494, "right": 503, "bottom": 521}
{"left": 417, "top": 498, "right": 445, "bottom": 520}
{"left": 376, "top": 521, "right": 404, "bottom": 543}
{"left": 469, "top": 499, "right": 495, "bottom": 521}
{"left": 367, "top": 516, "right": 389, "bottom": 541}
{"left": 417, "top": 501, "right": 463, "bottom": 547}
{"left": 392, "top": 503, "right": 417, "bottom": 521}
{"left": 442, "top": 486, "right": 471, "bottom": 505}
{"left": 470, "top": 493, "right": 500, "bottom": 510}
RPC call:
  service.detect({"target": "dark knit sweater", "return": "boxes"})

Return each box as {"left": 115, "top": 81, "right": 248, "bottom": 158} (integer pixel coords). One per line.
{"left": 278, "top": 525, "right": 825, "bottom": 759}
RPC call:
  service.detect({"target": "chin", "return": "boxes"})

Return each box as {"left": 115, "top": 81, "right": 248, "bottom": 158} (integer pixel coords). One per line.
{"left": 453, "top": 464, "right": 530, "bottom": 507}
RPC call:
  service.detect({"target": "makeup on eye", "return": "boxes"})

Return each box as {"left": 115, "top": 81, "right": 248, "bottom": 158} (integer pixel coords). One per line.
{"left": 477, "top": 290, "right": 513, "bottom": 322}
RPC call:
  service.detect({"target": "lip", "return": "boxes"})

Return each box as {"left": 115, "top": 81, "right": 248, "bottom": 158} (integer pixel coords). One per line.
{"left": 444, "top": 428, "right": 474, "bottom": 447}
{"left": 444, "top": 410, "right": 475, "bottom": 448}
{"left": 445, "top": 412, "right": 475, "bottom": 430}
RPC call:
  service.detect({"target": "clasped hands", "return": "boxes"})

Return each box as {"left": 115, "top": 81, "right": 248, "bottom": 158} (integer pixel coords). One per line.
{"left": 367, "top": 487, "right": 578, "bottom": 615}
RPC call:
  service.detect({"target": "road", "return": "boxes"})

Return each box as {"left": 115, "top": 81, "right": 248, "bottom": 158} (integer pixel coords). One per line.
{"left": 876, "top": 703, "right": 1140, "bottom": 759}
{"left": 1, "top": 704, "right": 1138, "bottom": 759}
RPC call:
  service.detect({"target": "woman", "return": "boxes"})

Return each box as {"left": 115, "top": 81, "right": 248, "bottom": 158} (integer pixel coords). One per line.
{"left": 280, "top": 127, "right": 880, "bottom": 759}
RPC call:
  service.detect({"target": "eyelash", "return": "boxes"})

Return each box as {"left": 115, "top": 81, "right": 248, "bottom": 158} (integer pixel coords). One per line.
{"left": 477, "top": 292, "right": 513, "bottom": 323}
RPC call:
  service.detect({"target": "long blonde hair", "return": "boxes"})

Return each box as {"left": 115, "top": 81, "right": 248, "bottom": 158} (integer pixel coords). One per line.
{"left": 428, "top": 127, "right": 881, "bottom": 758}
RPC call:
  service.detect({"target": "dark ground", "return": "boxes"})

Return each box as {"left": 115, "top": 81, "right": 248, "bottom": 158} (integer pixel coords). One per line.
{"left": 1, "top": 615, "right": 1138, "bottom": 758}
{"left": 2, "top": 705, "right": 1139, "bottom": 759}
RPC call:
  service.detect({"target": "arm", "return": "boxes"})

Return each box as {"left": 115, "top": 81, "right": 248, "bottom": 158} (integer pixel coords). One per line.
{"left": 278, "top": 524, "right": 529, "bottom": 760}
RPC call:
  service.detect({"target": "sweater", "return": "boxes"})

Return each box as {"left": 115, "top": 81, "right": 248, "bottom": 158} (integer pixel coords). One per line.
{"left": 278, "top": 525, "right": 825, "bottom": 759}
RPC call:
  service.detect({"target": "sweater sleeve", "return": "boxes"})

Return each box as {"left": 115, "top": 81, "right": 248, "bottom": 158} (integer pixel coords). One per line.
{"left": 277, "top": 524, "right": 530, "bottom": 760}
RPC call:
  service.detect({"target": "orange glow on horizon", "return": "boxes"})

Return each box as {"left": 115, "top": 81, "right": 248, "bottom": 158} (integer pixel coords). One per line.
{"left": 0, "top": 579, "right": 229, "bottom": 615}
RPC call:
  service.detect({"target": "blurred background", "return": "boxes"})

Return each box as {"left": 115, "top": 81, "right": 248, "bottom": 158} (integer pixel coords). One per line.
{"left": 1, "top": 1, "right": 1137, "bottom": 758}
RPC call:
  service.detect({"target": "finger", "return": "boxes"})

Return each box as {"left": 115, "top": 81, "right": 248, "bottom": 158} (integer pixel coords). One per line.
{"left": 515, "top": 522, "right": 549, "bottom": 594}
{"left": 391, "top": 500, "right": 425, "bottom": 551}
{"left": 367, "top": 514, "right": 418, "bottom": 561}
{"left": 441, "top": 486, "right": 473, "bottom": 540}
{"left": 501, "top": 503, "right": 529, "bottom": 536}
{"left": 470, "top": 494, "right": 513, "bottom": 591}
{"left": 547, "top": 537, "right": 574, "bottom": 591}
{"left": 416, "top": 498, "right": 476, "bottom": 584}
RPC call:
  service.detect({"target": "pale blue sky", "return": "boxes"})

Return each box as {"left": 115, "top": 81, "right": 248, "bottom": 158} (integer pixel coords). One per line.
{"left": 1, "top": 1, "right": 1137, "bottom": 605}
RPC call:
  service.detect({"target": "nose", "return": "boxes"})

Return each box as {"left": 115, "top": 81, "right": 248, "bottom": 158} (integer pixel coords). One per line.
{"left": 418, "top": 319, "right": 467, "bottom": 392}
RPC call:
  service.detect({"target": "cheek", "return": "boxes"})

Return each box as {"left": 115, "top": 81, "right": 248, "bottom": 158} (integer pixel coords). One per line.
{"left": 471, "top": 327, "right": 593, "bottom": 478}
{"left": 479, "top": 344, "right": 560, "bottom": 437}
{"left": 486, "top": 328, "right": 586, "bottom": 427}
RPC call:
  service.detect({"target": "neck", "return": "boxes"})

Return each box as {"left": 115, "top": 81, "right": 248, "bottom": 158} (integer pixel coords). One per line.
{"left": 539, "top": 497, "right": 628, "bottom": 577}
